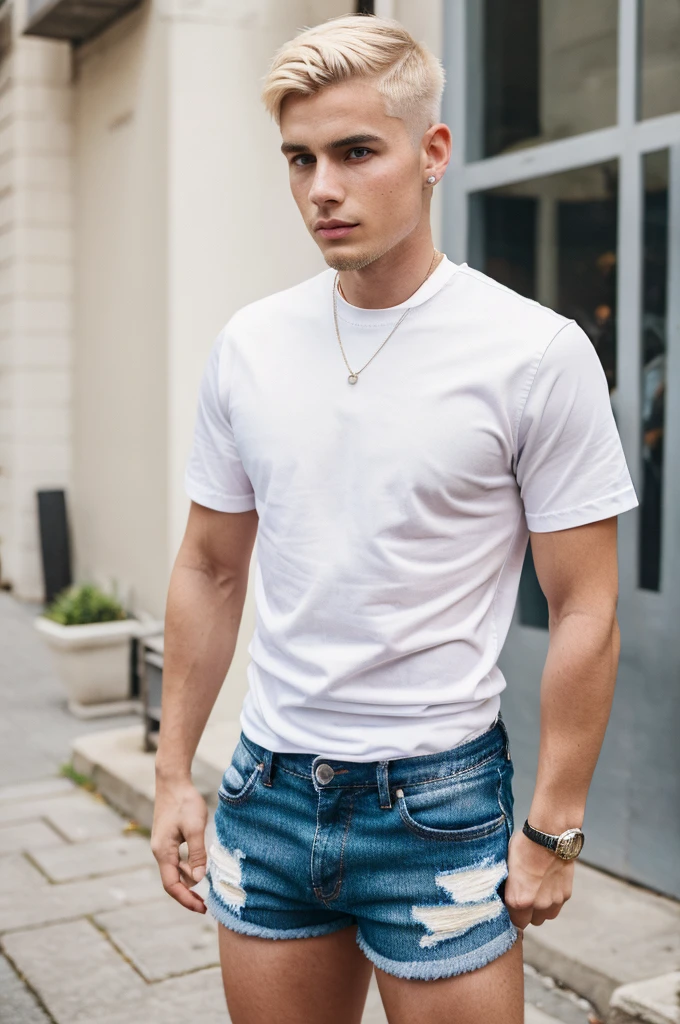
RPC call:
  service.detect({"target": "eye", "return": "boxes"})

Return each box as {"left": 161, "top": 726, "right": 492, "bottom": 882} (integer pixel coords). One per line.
{"left": 348, "top": 147, "right": 372, "bottom": 160}
{"left": 291, "top": 154, "right": 315, "bottom": 167}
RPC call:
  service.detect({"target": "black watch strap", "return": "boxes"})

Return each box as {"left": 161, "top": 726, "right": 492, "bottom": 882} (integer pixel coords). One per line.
{"left": 523, "top": 818, "right": 559, "bottom": 852}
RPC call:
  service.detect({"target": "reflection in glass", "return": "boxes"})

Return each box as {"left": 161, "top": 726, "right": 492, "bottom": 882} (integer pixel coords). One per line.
{"left": 466, "top": 0, "right": 618, "bottom": 161}
{"left": 639, "top": 150, "right": 668, "bottom": 591}
{"left": 639, "top": 1, "right": 680, "bottom": 121}
{"left": 469, "top": 161, "right": 619, "bottom": 628}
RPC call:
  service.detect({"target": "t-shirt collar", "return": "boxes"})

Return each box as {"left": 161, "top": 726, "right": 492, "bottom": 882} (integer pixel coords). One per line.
{"left": 332, "top": 255, "right": 465, "bottom": 326}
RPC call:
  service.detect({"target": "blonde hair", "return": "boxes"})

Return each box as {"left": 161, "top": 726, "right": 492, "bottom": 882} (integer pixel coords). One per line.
{"left": 261, "top": 14, "right": 446, "bottom": 141}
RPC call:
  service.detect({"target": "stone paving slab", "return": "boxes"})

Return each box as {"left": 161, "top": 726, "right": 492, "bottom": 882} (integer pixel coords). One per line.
{"left": 0, "top": 789, "right": 132, "bottom": 841}
{"left": 523, "top": 964, "right": 595, "bottom": 1024}
{"left": 0, "top": 791, "right": 83, "bottom": 827}
{"left": 0, "top": 819, "right": 67, "bottom": 855}
{"left": 43, "top": 792, "right": 132, "bottom": 843}
{"left": 75, "top": 967, "right": 230, "bottom": 1024}
{"left": 28, "top": 832, "right": 155, "bottom": 882}
{"left": 3, "top": 917, "right": 147, "bottom": 1023}
{"left": 0, "top": 853, "right": 49, "bottom": 895}
{"left": 94, "top": 897, "right": 220, "bottom": 981}
{"left": 0, "top": 952, "right": 51, "bottom": 1023}
{"left": 0, "top": 865, "right": 163, "bottom": 933}
{"left": 526, "top": 1007, "right": 570, "bottom": 1024}
{"left": 0, "top": 777, "right": 78, "bottom": 804}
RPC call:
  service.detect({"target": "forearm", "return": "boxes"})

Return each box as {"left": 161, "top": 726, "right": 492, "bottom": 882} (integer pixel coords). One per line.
{"left": 528, "top": 608, "right": 620, "bottom": 833}
{"left": 155, "top": 558, "right": 248, "bottom": 782}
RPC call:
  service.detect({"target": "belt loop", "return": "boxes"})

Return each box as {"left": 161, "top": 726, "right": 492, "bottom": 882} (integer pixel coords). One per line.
{"left": 376, "top": 760, "right": 392, "bottom": 809}
{"left": 260, "top": 747, "right": 274, "bottom": 787}
{"left": 496, "top": 713, "right": 511, "bottom": 761}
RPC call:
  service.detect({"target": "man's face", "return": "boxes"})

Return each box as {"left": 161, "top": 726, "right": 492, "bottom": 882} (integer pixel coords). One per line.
{"left": 279, "top": 79, "right": 428, "bottom": 271}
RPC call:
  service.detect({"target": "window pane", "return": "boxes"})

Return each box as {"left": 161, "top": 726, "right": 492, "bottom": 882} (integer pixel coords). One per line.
{"left": 639, "top": 149, "right": 668, "bottom": 591}
{"left": 639, "top": 1, "right": 680, "bottom": 120}
{"left": 469, "top": 161, "right": 619, "bottom": 627}
{"left": 467, "top": 0, "right": 618, "bottom": 161}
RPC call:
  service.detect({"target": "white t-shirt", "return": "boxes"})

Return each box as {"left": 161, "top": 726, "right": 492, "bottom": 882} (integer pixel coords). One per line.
{"left": 184, "top": 257, "right": 638, "bottom": 760}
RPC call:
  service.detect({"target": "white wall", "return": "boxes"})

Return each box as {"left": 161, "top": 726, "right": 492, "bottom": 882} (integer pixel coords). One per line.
{"left": 0, "top": 34, "right": 73, "bottom": 600}
{"left": 73, "top": 2, "right": 169, "bottom": 617}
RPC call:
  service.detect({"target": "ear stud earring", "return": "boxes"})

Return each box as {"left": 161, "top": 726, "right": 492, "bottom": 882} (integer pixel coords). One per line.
{"left": 427, "top": 175, "right": 436, "bottom": 184}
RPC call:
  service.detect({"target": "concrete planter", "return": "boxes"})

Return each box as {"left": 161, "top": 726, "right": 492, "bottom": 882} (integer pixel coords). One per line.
{"left": 34, "top": 615, "right": 139, "bottom": 714}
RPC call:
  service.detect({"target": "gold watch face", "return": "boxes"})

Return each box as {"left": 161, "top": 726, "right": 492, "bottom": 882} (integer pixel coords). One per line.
{"left": 556, "top": 829, "right": 584, "bottom": 860}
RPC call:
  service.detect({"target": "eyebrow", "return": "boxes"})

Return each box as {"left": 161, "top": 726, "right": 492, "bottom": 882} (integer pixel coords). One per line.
{"left": 280, "top": 133, "right": 384, "bottom": 155}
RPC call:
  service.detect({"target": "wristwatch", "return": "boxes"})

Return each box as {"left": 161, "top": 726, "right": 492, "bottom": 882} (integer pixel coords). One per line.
{"left": 522, "top": 819, "right": 585, "bottom": 860}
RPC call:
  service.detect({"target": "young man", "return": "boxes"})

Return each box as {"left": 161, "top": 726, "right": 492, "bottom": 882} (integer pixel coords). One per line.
{"left": 151, "top": 14, "right": 638, "bottom": 1024}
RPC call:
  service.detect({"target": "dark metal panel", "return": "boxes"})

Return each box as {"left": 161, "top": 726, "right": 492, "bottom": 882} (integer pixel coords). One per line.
{"left": 24, "top": 0, "right": 141, "bottom": 44}
{"left": 36, "top": 489, "right": 72, "bottom": 605}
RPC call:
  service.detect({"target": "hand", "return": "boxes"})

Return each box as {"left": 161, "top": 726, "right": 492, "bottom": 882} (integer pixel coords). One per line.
{"left": 504, "top": 829, "right": 574, "bottom": 930}
{"left": 151, "top": 776, "right": 209, "bottom": 913}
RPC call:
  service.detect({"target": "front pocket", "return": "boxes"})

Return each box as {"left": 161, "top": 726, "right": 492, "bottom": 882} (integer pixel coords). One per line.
{"left": 394, "top": 766, "right": 506, "bottom": 842}
{"left": 217, "top": 738, "right": 264, "bottom": 806}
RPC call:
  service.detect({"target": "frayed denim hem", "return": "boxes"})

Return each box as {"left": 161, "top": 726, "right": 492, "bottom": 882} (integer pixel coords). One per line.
{"left": 356, "top": 923, "right": 520, "bottom": 980}
{"left": 206, "top": 888, "right": 356, "bottom": 941}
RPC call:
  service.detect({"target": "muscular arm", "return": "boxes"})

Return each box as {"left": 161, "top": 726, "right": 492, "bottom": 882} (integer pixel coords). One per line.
{"left": 504, "top": 515, "right": 620, "bottom": 931}
{"left": 155, "top": 501, "right": 258, "bottom": 782}
{"left": 151, "top": 501, "right": 258, "bottom": 911}
{"left": 527, "top": 514, "right": 620, "bottom": 834}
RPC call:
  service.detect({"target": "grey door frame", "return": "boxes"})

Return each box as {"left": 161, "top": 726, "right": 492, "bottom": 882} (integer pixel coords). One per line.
{"left": 441, "top": 0, "right": 680, "bottom": 896}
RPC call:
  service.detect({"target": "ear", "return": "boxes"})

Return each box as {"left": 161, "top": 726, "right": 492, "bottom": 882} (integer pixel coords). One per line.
{"left": 422, "top": 123, "right": 452, "bottom": 186}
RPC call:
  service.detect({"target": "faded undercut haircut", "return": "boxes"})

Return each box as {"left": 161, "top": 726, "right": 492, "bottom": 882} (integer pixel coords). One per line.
{"left": 261, "top": 14, "right": 446, "bottom": 143}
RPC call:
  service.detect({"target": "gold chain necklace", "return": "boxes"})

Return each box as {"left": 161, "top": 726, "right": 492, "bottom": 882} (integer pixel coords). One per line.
{"left": 333, "top": 249, "right": 443, "bottom": 385}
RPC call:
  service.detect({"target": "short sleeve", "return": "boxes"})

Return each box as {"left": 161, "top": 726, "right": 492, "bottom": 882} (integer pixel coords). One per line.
{"left": 183, "top": 327, "right": 257, "bottom": 513}
{"left": 515, "top": 320, "right": 639, "bottom": 532}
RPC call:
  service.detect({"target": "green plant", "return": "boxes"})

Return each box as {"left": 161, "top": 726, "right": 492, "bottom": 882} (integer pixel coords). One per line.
{"left": 59, "top": 762, "right": 97, "bottom": 791}
{"left": 43, "top": 583, "right": 128, "bottom": 625}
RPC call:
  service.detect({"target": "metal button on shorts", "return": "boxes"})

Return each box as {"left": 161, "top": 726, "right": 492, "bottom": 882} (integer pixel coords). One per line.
{"left": 315, "top": 763, "right": 335, "bottom": 785}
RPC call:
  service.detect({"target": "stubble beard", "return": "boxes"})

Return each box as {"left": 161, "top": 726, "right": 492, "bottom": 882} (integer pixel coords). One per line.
{"left": 322, "top": 243, "right": 393, "bottom": 273}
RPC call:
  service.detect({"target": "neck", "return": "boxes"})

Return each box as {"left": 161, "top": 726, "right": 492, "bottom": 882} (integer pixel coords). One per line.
{"left": 336, "top": 229, "right": 440, "bottom": 310}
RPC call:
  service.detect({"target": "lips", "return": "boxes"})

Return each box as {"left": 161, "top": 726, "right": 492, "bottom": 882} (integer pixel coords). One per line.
{"left": 315, "top": 222, "right": 358, "bottom": 240}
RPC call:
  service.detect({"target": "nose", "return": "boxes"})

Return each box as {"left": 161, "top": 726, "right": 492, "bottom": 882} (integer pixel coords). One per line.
{"left": 308, "top": 157, "right": 344, "bottom": 207}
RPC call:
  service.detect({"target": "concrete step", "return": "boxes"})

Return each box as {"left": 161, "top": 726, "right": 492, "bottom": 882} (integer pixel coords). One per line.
{"left": 607, "top": 972, "right": 680, "bottom": 1024}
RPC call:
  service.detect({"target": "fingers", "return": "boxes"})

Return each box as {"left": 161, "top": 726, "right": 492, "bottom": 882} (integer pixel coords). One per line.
{"left": 506, "top": 895, "right": 535, "bottom": 931}
{"left": 150, "top": 784, "right": 210, "bottom": 913}
{"left": 528, "top": 902, "right": 562, "bottom": 927}
{"left": 506, "top": 892, "right": 569, "bottom": 929}
{"left": 151, "top": 832, "right": 208, "bottom": 913}
{"left": 156, "top": 852, "right": 207, "bottom": 912}
{"left": 184, "top": 826, "right": 209, "bottom": 884}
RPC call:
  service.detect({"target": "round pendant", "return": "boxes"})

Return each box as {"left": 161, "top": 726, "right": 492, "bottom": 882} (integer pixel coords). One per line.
{"left": 348, "top": 373, "right": 358, "bottom": 385}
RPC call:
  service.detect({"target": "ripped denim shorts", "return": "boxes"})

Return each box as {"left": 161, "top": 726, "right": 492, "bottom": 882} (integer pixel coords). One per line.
{"left": 204, "top": 714, "right": 518, "bottom": 980}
